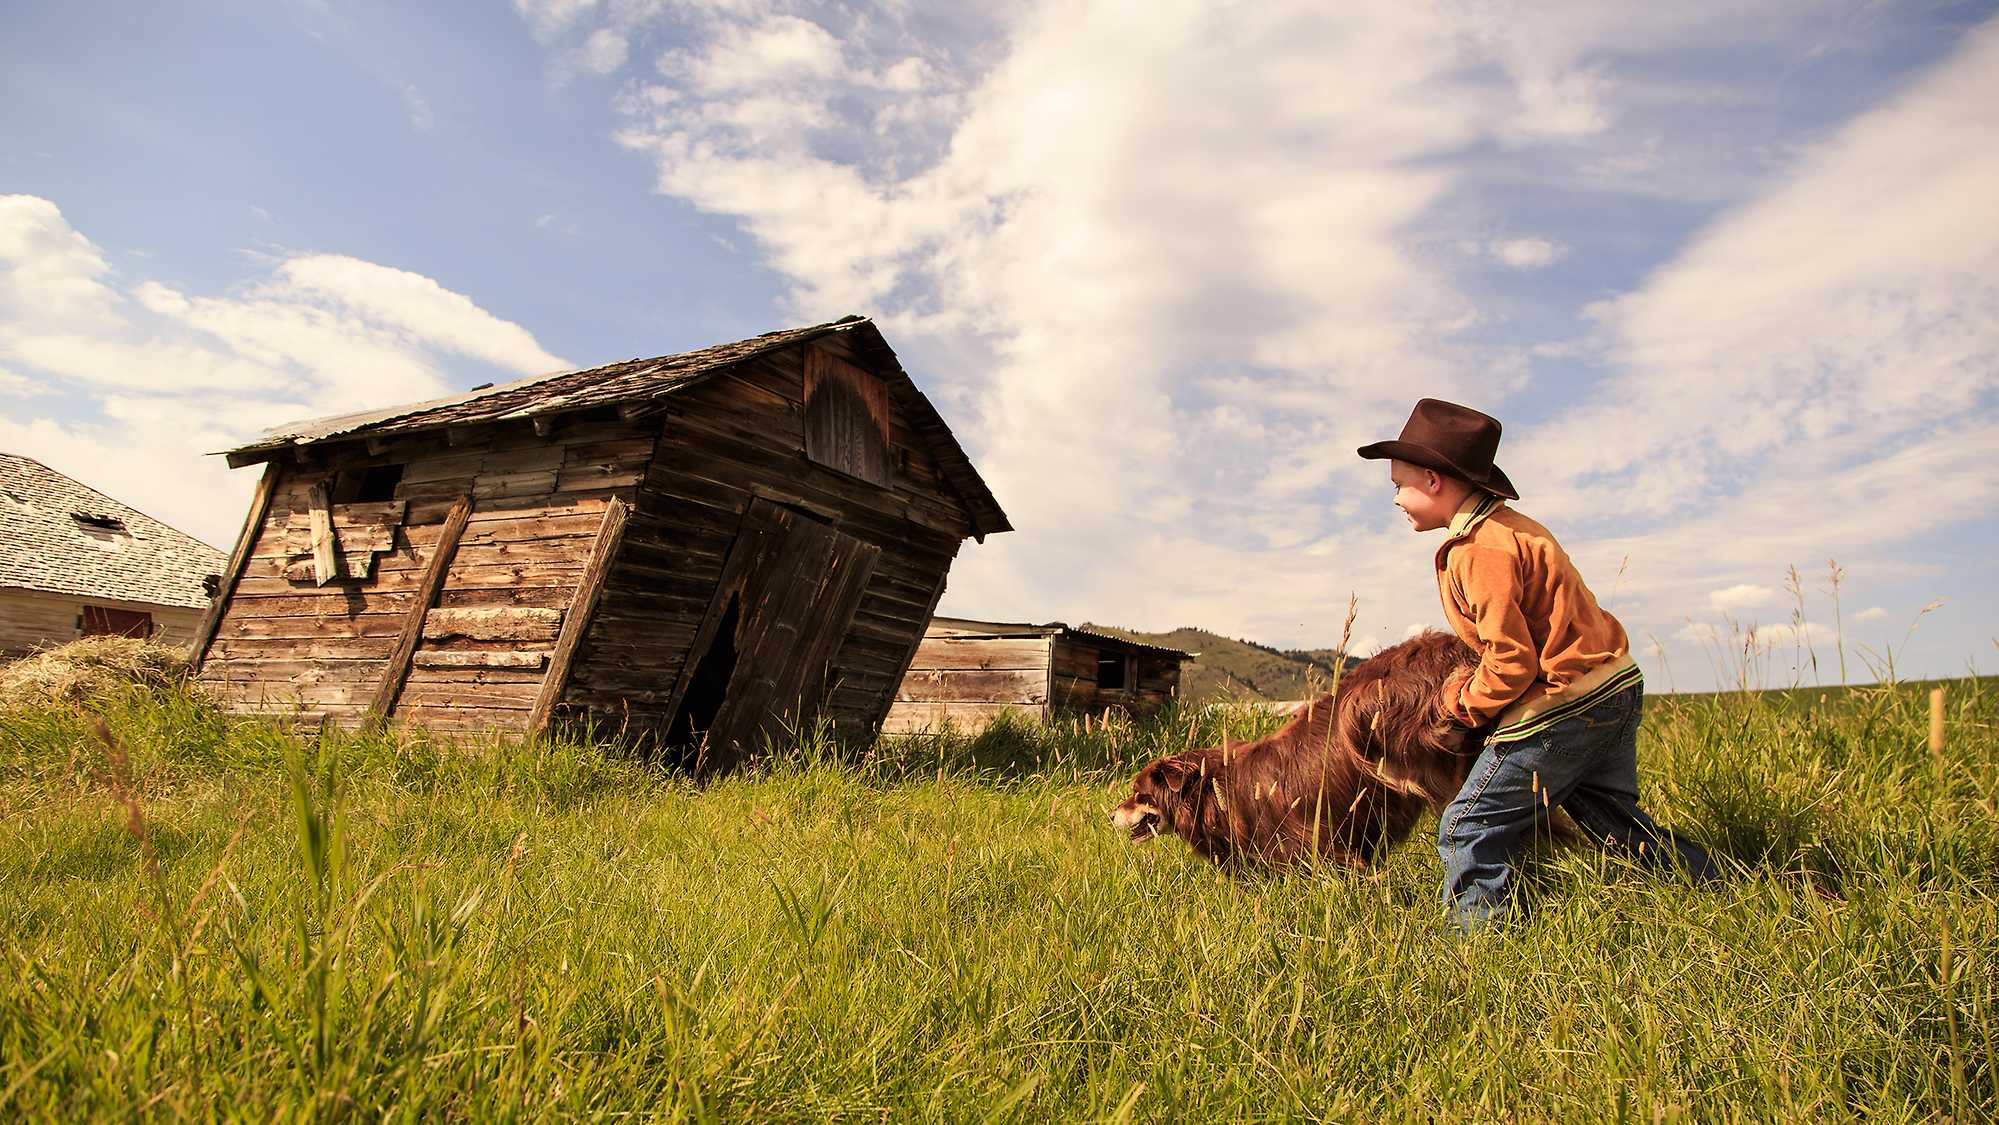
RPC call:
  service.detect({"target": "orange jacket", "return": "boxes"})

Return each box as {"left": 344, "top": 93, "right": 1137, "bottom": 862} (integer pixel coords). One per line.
{"left": 1434, "top": 492, "right": 1640, "bottom": 742}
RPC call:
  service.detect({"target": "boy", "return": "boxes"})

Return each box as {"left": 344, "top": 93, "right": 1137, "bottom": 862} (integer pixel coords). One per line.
{"left": 1358, "top": 398, "right": 1717, "bottom": 932}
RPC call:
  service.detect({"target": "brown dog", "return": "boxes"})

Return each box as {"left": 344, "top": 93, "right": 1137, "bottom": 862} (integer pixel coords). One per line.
{"left": 1110, "top": 631, "right": 1486, "bottom": 870}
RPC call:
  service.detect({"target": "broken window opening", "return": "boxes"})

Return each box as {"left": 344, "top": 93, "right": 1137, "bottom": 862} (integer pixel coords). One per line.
{"left": 71, "top": 511, "right": 127, "bottom": 532}
{"left": 81, "top": 606, "right": 152, "bottom": 639}
{"left": 664, "top": 592, "right": 742, "bottom": 769}
{"left": 1096, "top": 651, "right": 1129, "bottom": 691}
{"left": 334, "top": 464, "right": 405, "bottom": 504}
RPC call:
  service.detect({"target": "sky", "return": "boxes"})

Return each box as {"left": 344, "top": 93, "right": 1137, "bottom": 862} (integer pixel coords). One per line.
{"left": 3, "top": 0, "right": 1995, "bottom": 691}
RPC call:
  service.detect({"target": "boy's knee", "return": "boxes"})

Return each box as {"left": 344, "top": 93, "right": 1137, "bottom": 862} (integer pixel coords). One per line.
{"left": 1437, "top": 806, "right": 1479, "bottom": 852}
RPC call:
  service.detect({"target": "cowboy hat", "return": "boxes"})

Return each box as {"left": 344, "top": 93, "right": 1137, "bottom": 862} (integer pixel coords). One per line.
{"left": 1356, "top": 398, "right": 1518, "bottom": 500}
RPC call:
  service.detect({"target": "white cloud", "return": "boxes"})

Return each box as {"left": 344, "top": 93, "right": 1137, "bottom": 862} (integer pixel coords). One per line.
{"left": 548, "top": 2, "right": 1993, "bottom": 684}
{"left": 1503, "top": 18, "right": 1999, "bottom": 667}
{"left": 1763, "top": 621, "right": 1836, "bottom": 648}
{"left": 1517, "top": 21, "right": 1999, "bottom": 514}
{"left": 1854, "top": 606, "right": 1888, "bottom": 622}
{"left": 0, "top": 194, "right": 122, "bottom": 326}
{"left": 515, "top": 0, "right": 600, "bottom": 39}
{"left": 0, "top": 365, "right": 46, "bottom": 397}
{"left": 401, "top": 84, "right": 435, "bottom": 131}
{"left": 1487, "top": 238, "right": 1564, "bottom": 269}
{"left": 1708, "top": 584, "right": 1776, "bottom": 613}
{"left": 603, "top": 3, "right": 1853, "bottom": 642}
{"left": 580, "top": 27, "right": 629, "bottom": 73}
{"left": 0, "top": 197, "right": 570, "bottom": 545}
{"left": 1402, "top": 622, "right": 1430, "bottom": 640}
{"left": 271, "top": 255, "right": 569, "bottom": 374}
{"left": 675, "top": 16, "right": 845, "bottom": 94}
{"left": 877, "top": 57, "right": 937, "bottom": 94}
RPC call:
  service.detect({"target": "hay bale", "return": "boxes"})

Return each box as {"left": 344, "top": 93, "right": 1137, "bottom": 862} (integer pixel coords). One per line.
{"left": 0, "top": 636, "right": 192, "bottom": 709}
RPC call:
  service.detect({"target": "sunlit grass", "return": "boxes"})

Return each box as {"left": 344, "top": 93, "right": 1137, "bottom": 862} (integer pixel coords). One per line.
{"left": 1, "top": 674, "right": 1994, "bottom": 1120}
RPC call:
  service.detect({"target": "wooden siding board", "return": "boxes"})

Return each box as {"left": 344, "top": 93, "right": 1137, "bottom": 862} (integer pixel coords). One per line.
{"left": 879, "top": 702, "right": 1046, "bottom": 735}
{"left": 191, "top": 462, "right": 279, "bottom": 672}
{"left": 529, "top": 496, "right": 630, "bottom": 733}
{"left": 421, "top": 607, "right": 564, "bottom": 643}
{"left": 905, "top": 637, "right": 1053, "bottom": 671}
{"left": 894, "top": 667, "right": 1047, "bottom": 704}
{"left": 371, "top": 495, "right": 472, "bottom": 715}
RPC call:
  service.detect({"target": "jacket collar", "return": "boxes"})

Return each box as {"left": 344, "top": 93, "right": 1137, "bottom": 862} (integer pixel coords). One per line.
{"left": 1443, "top": 490, "right": 1504, "bottom": 542}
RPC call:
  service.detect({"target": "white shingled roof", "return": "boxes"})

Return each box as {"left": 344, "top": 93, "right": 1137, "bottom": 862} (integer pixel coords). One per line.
{"left": 0, "top": 454, "right": 226, "bottom": 609}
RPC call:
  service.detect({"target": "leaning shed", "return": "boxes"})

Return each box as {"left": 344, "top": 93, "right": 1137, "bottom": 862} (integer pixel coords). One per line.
{"left": 193, "top": 316, "right": 1009, "bottom": 771}
{"left": 883, "top": 616, "right": 1193, "bottom": 733}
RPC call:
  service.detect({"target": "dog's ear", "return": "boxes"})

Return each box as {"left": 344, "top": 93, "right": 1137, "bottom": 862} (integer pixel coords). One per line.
{"left": 1151, "top": 758, "right": 1199, "bottom": 793}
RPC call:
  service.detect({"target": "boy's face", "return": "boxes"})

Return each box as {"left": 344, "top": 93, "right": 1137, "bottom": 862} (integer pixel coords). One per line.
{"left": 1389, "top": 459, "right": 1458, "bottom": 532}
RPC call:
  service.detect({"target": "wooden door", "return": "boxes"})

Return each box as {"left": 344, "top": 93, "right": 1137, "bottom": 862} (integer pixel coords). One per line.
{"left": 664, "top": 497, "right": 880, "bottom": 773}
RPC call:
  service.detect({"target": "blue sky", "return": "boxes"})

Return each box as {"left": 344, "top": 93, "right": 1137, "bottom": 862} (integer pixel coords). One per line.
{"left": 3, "top": 0, "right": 1995, "bottom": 690}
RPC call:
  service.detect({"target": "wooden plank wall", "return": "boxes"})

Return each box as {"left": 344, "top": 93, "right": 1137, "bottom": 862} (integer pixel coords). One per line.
{"left": 1135, "top": 654, "right": 1183, "bottom": 707}
{"left": 198, "top": 417, "right": 652, "bottom": 729}
{"left": 561, "top": 337, "right": 974, "bottom": 745}
{"left": 0, "top": 590, "right": 205, "bottom": 658}
{"left": 881, "top": 634, "right": 1052, "bottom": 734}
{"left": 201, "top": 337, "right": 977, "bottom": 745}
{"left": 1051, "top": 638, "right": 1180, "bottom": 716}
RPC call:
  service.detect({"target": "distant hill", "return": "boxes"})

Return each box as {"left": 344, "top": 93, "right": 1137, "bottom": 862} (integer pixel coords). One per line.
{"left": 1080, "top": 624, "right": 1358, "bottom": 704}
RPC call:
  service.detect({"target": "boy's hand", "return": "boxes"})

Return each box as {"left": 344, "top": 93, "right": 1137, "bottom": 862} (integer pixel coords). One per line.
{"left": 1437, "top": 667, "right": 1475, "bottom": 727}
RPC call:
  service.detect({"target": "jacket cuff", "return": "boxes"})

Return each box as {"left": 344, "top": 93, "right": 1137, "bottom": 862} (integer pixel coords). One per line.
{"left": 1441, "top": 669, "right": 1478, "bottom": 726}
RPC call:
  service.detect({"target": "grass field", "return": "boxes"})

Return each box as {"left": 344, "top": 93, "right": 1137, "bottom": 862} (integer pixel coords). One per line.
{"left": 1, "top": 674, "right": 1994, "bottom": 1120}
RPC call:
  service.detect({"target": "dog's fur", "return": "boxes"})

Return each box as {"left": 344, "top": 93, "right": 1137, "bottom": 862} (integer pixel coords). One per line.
{"left": 1111, "top": 631, "right": 1488, "bottom": 870}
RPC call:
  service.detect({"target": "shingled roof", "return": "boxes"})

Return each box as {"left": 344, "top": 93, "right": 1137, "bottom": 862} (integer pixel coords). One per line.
{"left": 0, "top": 455, "right": 226, "bottom": 609}
{"left": 224, "top": 315, "right": 1012, "bottom": 539}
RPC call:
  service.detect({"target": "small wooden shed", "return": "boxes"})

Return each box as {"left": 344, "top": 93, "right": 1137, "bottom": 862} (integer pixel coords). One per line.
{"left": 882, "top": 616, "right": 1193, "bottom": 733}
{"left": 193, "top": 316, "right": 1009, "bottom": 770}
{"left": 1, "top": 454, "right": 225, "bottom": 657}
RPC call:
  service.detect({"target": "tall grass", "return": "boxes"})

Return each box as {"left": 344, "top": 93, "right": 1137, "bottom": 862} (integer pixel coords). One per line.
{"left": 0, "top": 674, "right": 1994, "bottom": 1120}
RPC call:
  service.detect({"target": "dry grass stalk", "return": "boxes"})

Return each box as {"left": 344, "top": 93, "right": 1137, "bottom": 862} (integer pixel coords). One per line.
{"left": 1, "top": 636, "right": 191, "bottom": 710}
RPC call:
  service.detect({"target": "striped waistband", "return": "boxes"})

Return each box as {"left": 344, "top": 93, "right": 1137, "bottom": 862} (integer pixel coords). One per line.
{"left": 1487, "top": 653, "right": 1643, "bottom": 744}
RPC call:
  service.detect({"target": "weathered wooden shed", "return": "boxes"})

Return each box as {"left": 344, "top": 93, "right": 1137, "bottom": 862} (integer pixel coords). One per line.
{"left": 192, "top": 316, "right": 1009, "bottom": 770}
{"left": 1, "top": 454, "right": 225, "bottom": 657}
{"left": 882, "top": 616, "right": 1193, "bottom": 733}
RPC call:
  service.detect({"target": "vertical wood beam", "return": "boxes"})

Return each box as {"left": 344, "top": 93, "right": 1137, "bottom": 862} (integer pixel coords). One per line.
{"left": 1044, "top": 634, "right": 1058, "bottom": 724}
{"left": 307, "top": 480, "right": 337, "bottom": 586}
{"left": 189, "top": 462, "right": 280, "bottom": 675}
{"left": 528, "top": 496, "right": 631, "bottom": 735}
{"left": 370, "top": 495, "right": 473, "bottom": 717}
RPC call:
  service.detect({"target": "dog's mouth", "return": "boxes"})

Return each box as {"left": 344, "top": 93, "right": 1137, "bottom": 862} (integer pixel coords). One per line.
{"left": 1111, "top": 802, "right": 1163, "bottom": 842}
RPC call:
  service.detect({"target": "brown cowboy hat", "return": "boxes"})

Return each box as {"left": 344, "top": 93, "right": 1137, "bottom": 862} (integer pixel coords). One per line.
{"left": 1356, "top": 398, "right": 1519, "bottom": 500}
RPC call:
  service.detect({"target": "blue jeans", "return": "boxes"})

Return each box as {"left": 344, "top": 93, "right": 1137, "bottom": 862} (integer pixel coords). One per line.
{"left": 1438, "top": 683, "right": 1718, "bottom": 932}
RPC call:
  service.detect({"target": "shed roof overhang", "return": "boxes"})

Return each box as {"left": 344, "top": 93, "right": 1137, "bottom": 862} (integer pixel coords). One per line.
{"left": 219, "top": 316, "right": 1012, "bottom": 541}
{"left": 927, "top": 616, "right": 1196, "bottom": 661}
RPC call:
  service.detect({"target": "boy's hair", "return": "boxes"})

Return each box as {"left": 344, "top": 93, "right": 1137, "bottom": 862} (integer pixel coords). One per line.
{"left": 1395, "top": 457, "right": 1481, "bottom": 494}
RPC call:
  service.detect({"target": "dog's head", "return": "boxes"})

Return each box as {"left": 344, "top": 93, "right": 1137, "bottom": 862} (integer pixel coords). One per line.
{"left": 1110, "top": 755, "right": 1204, "bottom": 842}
